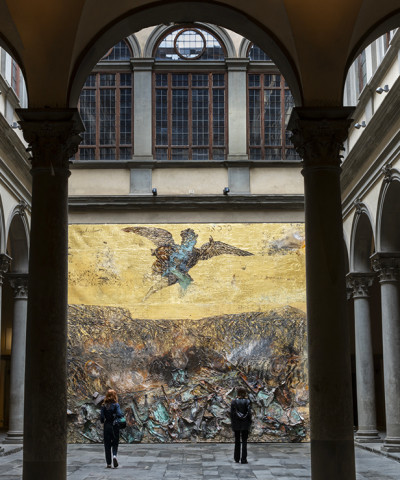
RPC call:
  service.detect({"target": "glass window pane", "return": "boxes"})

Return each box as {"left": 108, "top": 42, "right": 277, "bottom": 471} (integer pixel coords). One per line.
{"left": 172, "top": 90, "right": 188, "bottom": 145}
{"left": 264, "top": 74, "right": 280, "bottom": 88}
{"left": 79, "top": 148, "right": 95, "bottom": 160}
{"left": 100, "top": 74, "right": 115, "bottom": 87}
{"left": 192, "top": 89, "right": 209, "bottom": 146}
{"left": 171, "top": 148, "right": 189, "bottom": 160}
{"left": 79, "top": 89, "right": 96, "bottom": 145}
{"left": 172, "top": 74, "right": 188, "bottom": 87}
{"left": 248, "top": 44, "right": 271, "bottom": 61}
{"left": 84, "top": 74, "right": 96, "bottom": 87}
{"left": 265, "top": 148, "right": 281, "bottom": 160}
{"left": 213, "top": 74, "right": 224, "bottom": 87}
{"left": 249, "top": 74, "right": 260, "bottom": 88}
{"left": 285, "top": 148, "right": 301, "bottom": 161}
{"left": 100, "top": 148, "right": 115, "bottom": 160}
{"left": 155, "top": 89, "right": 168, "bottom": 145}
{"left": 100, "top": 89, "right": 116, "bottom": 145}
{"left": 212, "top": 148, "right": 225, "bottom": 160}
{"left": 192, "top": 74, "right": 208, "bottom": 87}
{"left": 119, "top": 147, "right": 132, "bottom": 160}
{"left": 101, "top": 40, "right": 131, "bottom": 61}
{"left": 120, "top": 88, "right": 132, "bottom": 145}
{"left": 155, "top": 148, "right": 168, "bottom": 160}
{"left": 249, "top": 148, "right": 262, "bottom": 160}
{"left": 120, "top": 73, "right": 132, "bottom": 86}
{"left": 264, "top": 89, "right": 281, "bottom": 146}
{"left": 249, "top": 90, "right": 261, "bottom": 146}
{"left": 156, "top": 74, "right": 168, "bottom": 87}
{"left": 212, "top": 89, "right": 225, "bottom": 146}
{"left": 192, "top": 148, "right": 209, "bottom": 160}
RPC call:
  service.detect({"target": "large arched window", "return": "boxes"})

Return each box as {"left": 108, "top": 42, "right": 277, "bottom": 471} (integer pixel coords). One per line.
{"left": 247, "top": 44, "right": 299, "bottom": 161}
{"left": 153, "top": 27, "right": 226, "bottom": 161}
{"left": 76, "top": 40, "right": 133, "bottom": 161}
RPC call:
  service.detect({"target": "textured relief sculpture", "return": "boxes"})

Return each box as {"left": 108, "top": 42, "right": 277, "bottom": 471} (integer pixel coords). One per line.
{"left": 122, "top": 226, "right": 253, "bottom": 299}
{"left": 67, "top": 223, "right": 308, "bottom": 443}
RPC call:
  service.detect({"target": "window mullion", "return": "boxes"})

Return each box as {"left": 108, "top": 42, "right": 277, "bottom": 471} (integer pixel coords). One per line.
{"left": 168, "top": 74, "right": 172, "bottom": 160}
{"left": 261, "top": 74, "right": 265, "bottom": 160}
{"left": 95, "top": 73, "right": 100, "bottom": 160}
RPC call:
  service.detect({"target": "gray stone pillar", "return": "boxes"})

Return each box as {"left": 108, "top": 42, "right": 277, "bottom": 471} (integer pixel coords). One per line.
{"left": 371, "top": 252, "right": 400, "bottom": 452}
{"left": 132, "top": 59, "right": 154, "bottom": 163}
{"left": 226, "top": 59, "right": 249, "bottom": 161}
{"left": 346, "top": 272, "right": 380, "bottom": 442}
{"left": 4, "top": 273, "right": 28, "bottom": 444}
{"left": 16, "top": 108, "right": 83, "bottom": 480}
{"left": 0, "top": 254, "right": 11, "bottom": 354}
{"left": 289, "top": 107, "right": 356, "bottom": 480}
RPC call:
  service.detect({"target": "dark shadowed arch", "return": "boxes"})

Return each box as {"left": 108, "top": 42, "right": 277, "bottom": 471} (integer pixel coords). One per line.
{"left": 6, "top": 206, "right": 29, "bottom": 274}
{"left": 376, "top": 168, "right": 400, "bottom": 252}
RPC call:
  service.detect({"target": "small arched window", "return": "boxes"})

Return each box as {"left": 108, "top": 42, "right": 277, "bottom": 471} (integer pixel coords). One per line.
{"left": 101, "top": 40, "right": 132, "bottom": 61}
{"left": 155, "top": 27, "right": 225, "bottom": 61}
{"left": 248, "top": 44, "right": 271, "bottom": 62}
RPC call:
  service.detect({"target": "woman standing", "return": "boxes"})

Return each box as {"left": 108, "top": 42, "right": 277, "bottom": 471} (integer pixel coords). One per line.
{"left": 100, "top": 389, "right": 123, "bottom": 468}
{"left": 230, "top": 386, "right": 252, "bottom": 464}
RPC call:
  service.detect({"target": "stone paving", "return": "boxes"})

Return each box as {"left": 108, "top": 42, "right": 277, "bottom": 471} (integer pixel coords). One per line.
{"left": 1, "top": 442, "right": 400, "bottom": 479}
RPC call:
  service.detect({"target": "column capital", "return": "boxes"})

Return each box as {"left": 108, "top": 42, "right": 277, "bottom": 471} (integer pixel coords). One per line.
{"left": 371, "top": 252, "right": 400, "bottom": 283}
{"left": 288, "top": 107, "right": 355, "bottom": 168}
{"left": 15, "top": 108, "right": 84, "bottom": 174}
{"left": 0, "top": 253, "right": 12, "bottom": 285}
{"left": 346, "top": 272, "right": 375, "bottom": 298}
{"left": 8, "top": 273, "right": 28, "bottom": 299}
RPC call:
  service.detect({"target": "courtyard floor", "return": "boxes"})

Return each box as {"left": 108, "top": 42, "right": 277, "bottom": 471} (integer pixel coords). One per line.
{"left": 1, "top": 441, "right": 400, "bottom": 479}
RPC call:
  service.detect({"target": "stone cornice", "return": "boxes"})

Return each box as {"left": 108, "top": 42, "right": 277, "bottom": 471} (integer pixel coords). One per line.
{"left": 68, "top": 194, "right": 304, "bottom": 211}
{"left": 70, "top": 159, "right": 302, "bottom": 169}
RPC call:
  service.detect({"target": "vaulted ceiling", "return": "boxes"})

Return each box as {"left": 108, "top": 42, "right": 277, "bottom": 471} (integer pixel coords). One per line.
{"left": 0, "top": 0, "right": 399, "bottom": 107}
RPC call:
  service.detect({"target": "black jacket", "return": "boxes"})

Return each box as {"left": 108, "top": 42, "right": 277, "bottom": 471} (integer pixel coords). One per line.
{"left": 100, "top": 402, "right": 123, "bottom": 425}
{"left": 230, "top": 398, "right": 252, "bottom": 431}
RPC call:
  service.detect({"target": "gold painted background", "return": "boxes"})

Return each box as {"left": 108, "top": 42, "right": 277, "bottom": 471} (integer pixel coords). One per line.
{"left": 67, "top": 223, "right": 308, "bottom": 443}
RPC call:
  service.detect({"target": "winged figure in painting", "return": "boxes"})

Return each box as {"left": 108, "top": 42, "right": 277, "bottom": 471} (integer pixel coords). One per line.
{"left": 122, "top": 226, "right": 253, "bottom": 299}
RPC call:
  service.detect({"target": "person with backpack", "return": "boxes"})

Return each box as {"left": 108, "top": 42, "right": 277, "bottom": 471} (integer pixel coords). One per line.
{"left": 100, "top": 389, "right": 124, "bottom": 468}
{"left": 230, "top": 386, "right": 252, "bottom": 464}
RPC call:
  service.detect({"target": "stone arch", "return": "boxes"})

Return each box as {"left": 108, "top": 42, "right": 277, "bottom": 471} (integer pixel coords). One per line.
{"left": 68, "top": 1, "right": 301, "bottom": 107}
{"left": 350, "top": 202, "right": 375, "bottom": 272}
{"left": 238, "top": 38, "right": 251, "bottom": 59}
{"left": 376, "top": 167, "right": 400, "bottom": 252}
{"left": 6, "top": 203, "right": 29, "bottom": 274}
{"left": 143, "top": 22, "right": 236, "bottom": 58}
{"left": 0, "top": 195, "right": 7, "bottom": 254}
{"left": 126, "top": 34, "right": 141, "bottom": 58}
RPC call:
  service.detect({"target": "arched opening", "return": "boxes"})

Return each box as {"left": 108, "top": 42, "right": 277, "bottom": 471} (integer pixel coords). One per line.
{"left": 0, "top": 210, "right": 28, "bottom": 437}
{"left": 350, "top": 208, "right": 385, "bottom": 434}
{"left": 68, "top": 1, "right": 302, "bottom": 108}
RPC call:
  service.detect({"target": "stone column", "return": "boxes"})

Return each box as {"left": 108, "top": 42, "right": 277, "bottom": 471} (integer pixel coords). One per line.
{"left": 0, "top": 254, "right": 11, "bottom": 354}
{"left": 371, "top": 252, "right": 400, "bottom": 452}
{"left": 346, "top": 272, "right": 380, "bottom": 442}
{"left": 4, "top": 273, "right": 28, "bottom": 444}
{"left": 288, "top": 107, "right": 356, "bottom": 480}
{"left": 226, "top": 59, "right": 249, "bottom": 162}
{"left": 16, "top": 108, "right": 83, "bottom": 480}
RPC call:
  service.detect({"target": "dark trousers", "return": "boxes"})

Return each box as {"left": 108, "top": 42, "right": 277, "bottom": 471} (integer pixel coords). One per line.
{"left": 104, "top": 423, "right": 119, "bottom": 465}
{"left": 234, "top": 430, "right": 249, "bottom": 462}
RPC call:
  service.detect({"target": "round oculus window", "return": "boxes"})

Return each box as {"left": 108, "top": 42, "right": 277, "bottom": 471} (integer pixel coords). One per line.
{"left": 174, "top": 29, "right": 206, "bottom": 60}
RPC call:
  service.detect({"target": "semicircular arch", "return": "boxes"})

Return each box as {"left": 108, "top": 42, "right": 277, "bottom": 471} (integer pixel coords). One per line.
{"left": 376, "top": 167, "right": 400, "bottom": 252}
{"left": 143, "top": 23, "right": 236, "bottom": 58}
{"left": 68, "top": 1, "right": 301, "bottom": 107}
{"left": 6, "top": 203, "right": 29, "bottom": 273}
{"left": 350, "top": 203, "right": 375, "bottom": 272}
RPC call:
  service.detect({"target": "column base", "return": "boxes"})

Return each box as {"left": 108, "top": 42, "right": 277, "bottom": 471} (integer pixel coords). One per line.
{"left": 382, "top": 436, "right": 400, "bottom": 452}
{"left": 355, "top": 429, "right": 382, "bottom": 443}
{"left": 3, "top": 430, "right": 23, "bottom": 444}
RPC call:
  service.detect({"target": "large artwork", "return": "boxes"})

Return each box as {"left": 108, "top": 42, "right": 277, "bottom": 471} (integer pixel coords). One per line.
{"left": 67, "top": 223, "right": 308, "bottom": 443}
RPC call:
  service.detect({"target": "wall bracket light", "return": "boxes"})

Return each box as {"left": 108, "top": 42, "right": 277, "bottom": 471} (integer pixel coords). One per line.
{"left": 223, "top": 187, "right": 230, "bottom": 195}
{"left": 152, "top": 188, "right": 157, "bottom": 196}
{"left": 354, "top": 121, "right": 366, "bottom": 129}
{"left": 376, "top": 85, "right": 389, "bottom": 94}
